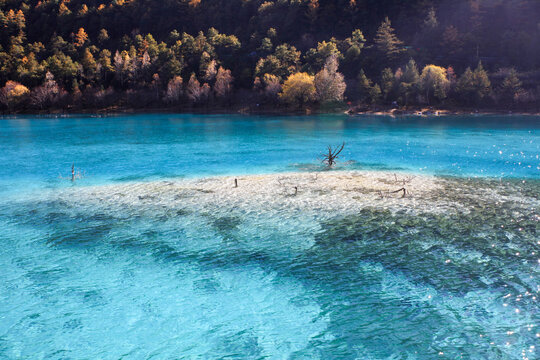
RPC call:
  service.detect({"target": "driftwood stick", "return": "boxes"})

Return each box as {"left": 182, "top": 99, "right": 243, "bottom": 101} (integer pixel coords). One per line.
{"left": 377, "top": 187, "right": 408, "bottom": 198}
{"left": 389, "top": 187, "right": 407, "bottom": 198}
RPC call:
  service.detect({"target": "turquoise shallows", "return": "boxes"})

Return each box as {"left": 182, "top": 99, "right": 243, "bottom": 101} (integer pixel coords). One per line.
{"left": 0, "top": 114, "right": 538, "bottom": 359}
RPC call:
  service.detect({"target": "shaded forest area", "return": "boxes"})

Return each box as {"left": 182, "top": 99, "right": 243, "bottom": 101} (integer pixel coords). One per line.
{"left": 1, "top": 0, "right": 539, "bottom": 113}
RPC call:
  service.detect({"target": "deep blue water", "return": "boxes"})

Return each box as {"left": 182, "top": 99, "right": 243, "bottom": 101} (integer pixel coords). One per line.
{"left": 0, "top": 114, "right": 538, "bottom": 194}
{"left": 0, "top": 114, "right": 539, "bottom": 359}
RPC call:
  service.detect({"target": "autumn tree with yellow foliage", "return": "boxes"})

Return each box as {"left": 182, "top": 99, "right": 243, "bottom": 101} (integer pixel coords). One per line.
{"left": 0, "top": 80, "right": 29, "bottom": 110}
{"left": 420, "top": 65, "right": 449, "bottom": 104}
{"left": 279, "top": 72, "right": 316, "bottom": 107}
{"left": 74, "top": 28, "right": 89, "bottom": 48}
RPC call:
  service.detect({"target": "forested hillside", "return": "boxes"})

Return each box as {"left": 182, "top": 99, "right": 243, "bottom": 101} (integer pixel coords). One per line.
{"left": 1, "top": 0, "right": 539, "bottom": 112}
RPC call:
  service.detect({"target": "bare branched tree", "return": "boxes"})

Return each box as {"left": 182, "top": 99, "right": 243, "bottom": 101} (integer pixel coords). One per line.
{"left": 276, "top": 176, "right": 298, "bottom": 196}
{"left": 164, "top": 76, "right": 183, "bottom": 104}
{"left": 393, "top": 173, "right": 415, "bottom": 185}
{"left": 30, "top": 72, "right": 60, "bottom": 109}
{"left": 322, "top": 142, "right": 345, "bottom": 167}
{"left": 187, "top": 74, "right": 210, "bottom": 104}
{"left": 214, "top": 66, "right": 234, "bottom": 99}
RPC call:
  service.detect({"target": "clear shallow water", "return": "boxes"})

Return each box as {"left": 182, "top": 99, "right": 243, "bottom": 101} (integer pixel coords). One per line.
{"left": 0, "top": 114, "right": 539, "bottom": 359}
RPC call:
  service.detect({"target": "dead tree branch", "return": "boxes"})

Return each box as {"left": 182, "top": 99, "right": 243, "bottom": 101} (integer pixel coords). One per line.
{"left": 276, "top": 177, "right": 299, "bottom": 197}
{"left": 378, "top": 187, "right": 409, "bottom": 199}
{"left": 322, "top": 142, "right": 345, "bottom": 167}
{"left": 393, "top": 173, "right": 415, "bottom": 185}
{"left": 58, "top": 163, "right": 84, "bottom": 181}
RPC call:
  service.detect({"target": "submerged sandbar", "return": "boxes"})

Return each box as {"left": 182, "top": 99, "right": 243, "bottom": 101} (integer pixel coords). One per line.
{"left": 52, "top": 170, "right": 539, "bottom": 222}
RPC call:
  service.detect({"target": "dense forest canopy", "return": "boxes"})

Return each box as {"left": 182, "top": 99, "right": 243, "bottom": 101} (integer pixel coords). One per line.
{"left": 0, "top": 0, "right": 539, "bottom": 111}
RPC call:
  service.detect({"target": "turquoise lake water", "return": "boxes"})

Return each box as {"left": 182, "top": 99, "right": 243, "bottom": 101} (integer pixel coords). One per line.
{"left": 0, "top": 114, "right": 539, "bottom": 359}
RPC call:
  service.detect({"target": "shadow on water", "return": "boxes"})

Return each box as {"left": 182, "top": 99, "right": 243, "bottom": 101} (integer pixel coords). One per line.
{"left": 111, "top": 173, "right": 186, "bottom": 182}
{"left": 210, "top": 215, "right": 242, "bottom": 233}
{"left": 289, "top": 160, "right": 409, "bottom": 173}
{"left": 286, "top": 178, "right": 538, "bottom": 357}
{"left": 311, "top": 207, "right": 537, "bottom": 295}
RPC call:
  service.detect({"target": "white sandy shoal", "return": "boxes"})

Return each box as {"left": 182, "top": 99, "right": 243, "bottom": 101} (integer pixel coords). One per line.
{"left": 49, "top": 171, "right": 480, "bottom": 221}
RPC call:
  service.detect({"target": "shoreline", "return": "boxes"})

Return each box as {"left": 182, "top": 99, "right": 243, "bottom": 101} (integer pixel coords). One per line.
{"left": 2, "top": 104, "right": 539, "bottom": 118}
{"left": 350, "top": 108, "right": 540, "bottom": 117}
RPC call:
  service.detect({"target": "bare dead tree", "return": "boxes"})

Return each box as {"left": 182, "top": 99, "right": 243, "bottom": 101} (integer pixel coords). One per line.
{"left": 322, "top": 142, "right": 345, "bottom": 167}
{"left": 276, "top": 177, "right": 298, "bottom": 197}
{"left": 58, "top": 164, "right": 84, "bottom": 181}
{"left": 393, "top": 173, "right": 415, "bottom": 185}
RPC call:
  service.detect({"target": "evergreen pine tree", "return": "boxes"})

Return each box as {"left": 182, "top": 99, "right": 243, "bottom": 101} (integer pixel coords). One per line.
{"left": 499, "top": 69, "right": 522, "bottom": 104}
{"left": 456, "top": 62, "right": 491, "bottom": 105}
{"left": 380, "top": 68, "right": 395, "bottom": 101}
{"left": 357, "top": 69, "right": 380, "bottom": 104}
{"left": 374, "top": 17, "right": 405, "bottom": 61}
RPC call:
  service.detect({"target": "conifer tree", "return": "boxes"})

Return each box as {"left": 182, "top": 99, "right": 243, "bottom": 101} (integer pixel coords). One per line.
{"left": 98, "top": 50, "right": 114, "bottom": 80}
{"left": 456, "top": 62, "right": 490, "bottom": 105}
{"left": 374, "top": 17, "right": 405, "bottom": 61}
{"left": 97, "top": 29, "right": 109, "bottom": 45}
{"left": 380, "top": 68, "right": 395, "bottom": 101}
{"left": 472, "top": 62, "right": 491, "bottom": 99}
{"left": 304, "top": 41, "right": 341, "bottom": 73}
{"left": 357, "top": 69, "right": 381, "bottom": 104}
{"left": 397, "top": 60, "right": 420, "bottom": 105}
{"left": 499, "top": 69, "right": 522, "bottom": 104}
{"left": 402, "top": 60, "right": 420, "bottom": 84}
{"left": 423, "top": 8, "right": 438, "bottom": 29}
{"left": 342, "top": 30, "right": 366, "bottom": 73}
{"left": 58, "top": 2, "right": 71, "bottom": 16}
{"left": 74, "top": 28, "right": 89, "bottom": 48}
{"left": 306, "top": 0, "right": 319, "bottom": 26}
{"left": 81, "top": 48, "right": 97, "bottom": 81}
{"left": 0, "top": 10, "right": 7, "bottom": 31}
